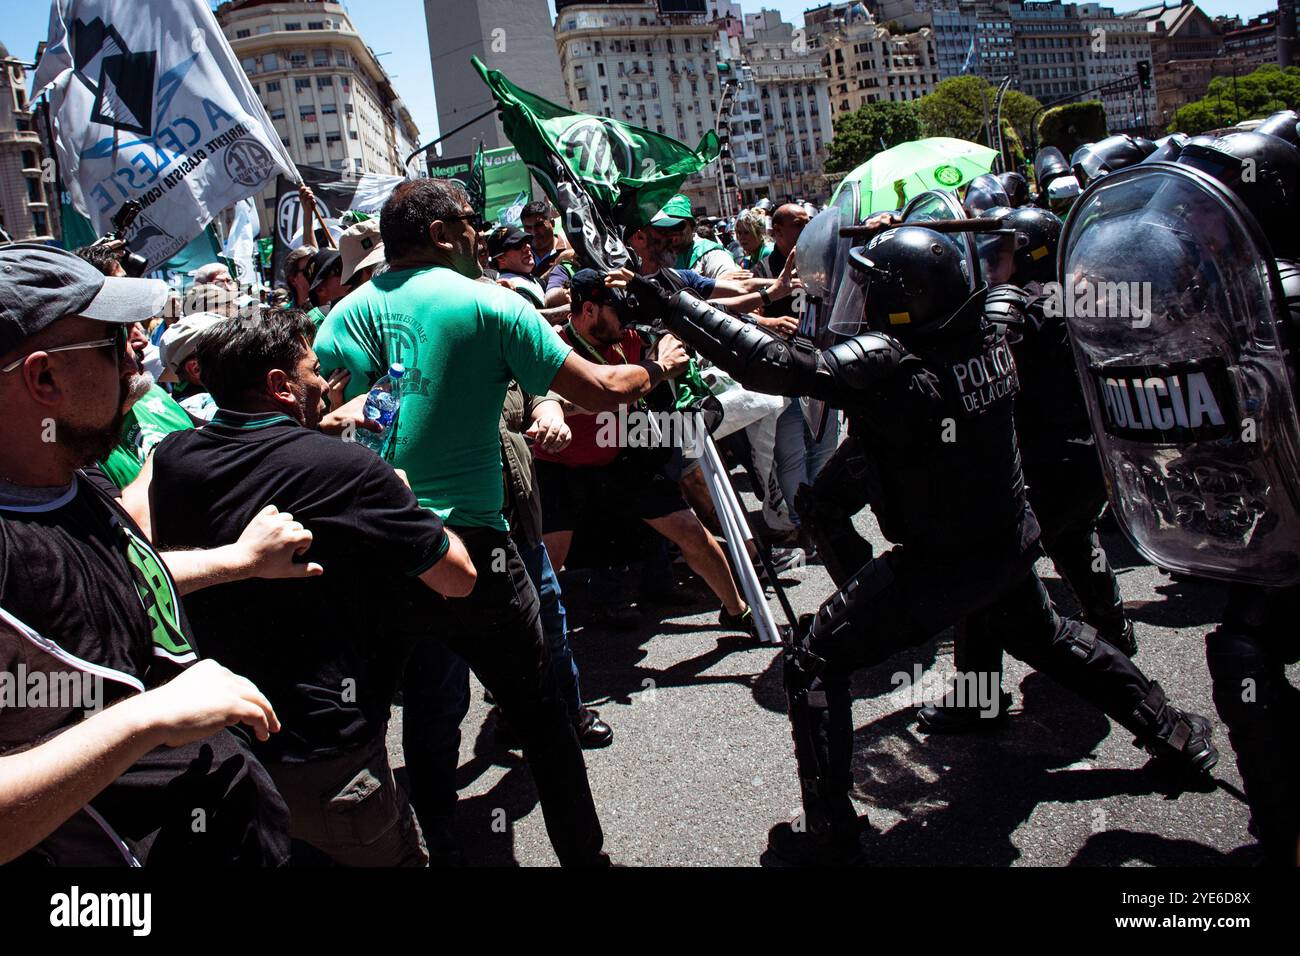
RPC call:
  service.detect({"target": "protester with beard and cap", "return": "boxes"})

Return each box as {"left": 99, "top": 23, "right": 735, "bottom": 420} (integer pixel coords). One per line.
{"left": 650, "top": 193, "right": 740, "bottom": 278}
{"left": 148, "top": 307, "right": 476, "bottom": 866}
{"left": 533, "top": 268, "right": 758, "bottom": 638}
{"left": 0, "top": 243, "right": 293, "bottom": 866}
{"left": 314, "top": 177, "right": 693, "bottom": 866}
{"left": 302, "top": 247, "right": 344, "bottom": 328}
{"left": 338, "top": 217, "right": 386, "bottom": 293}
{"left": 284, "top": 244, "right": 318, "bottom": 308}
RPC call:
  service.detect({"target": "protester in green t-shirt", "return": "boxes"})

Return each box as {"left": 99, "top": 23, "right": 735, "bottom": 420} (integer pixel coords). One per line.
{"left": 98, "top": 383, "right": 195, "bottom": 489}
{"left": 313, "top": 178, "right": 695, "bottom": 867}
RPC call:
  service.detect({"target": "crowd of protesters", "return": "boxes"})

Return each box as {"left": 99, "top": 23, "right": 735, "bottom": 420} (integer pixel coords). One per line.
{"left": 0, "top": 174, "right": 831, "bottom": 867}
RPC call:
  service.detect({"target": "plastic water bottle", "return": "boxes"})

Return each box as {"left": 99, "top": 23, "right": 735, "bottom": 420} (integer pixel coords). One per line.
{"left": 355, "top": 364, "right": 404, "bottom": 455}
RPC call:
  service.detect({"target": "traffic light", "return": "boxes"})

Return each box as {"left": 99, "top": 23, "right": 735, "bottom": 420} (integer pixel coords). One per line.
{"left": 1137, "top": 59, "right": 1151, "bottom": 90}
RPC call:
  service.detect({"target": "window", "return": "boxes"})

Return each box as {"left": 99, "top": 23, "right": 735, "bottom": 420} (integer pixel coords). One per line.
{"left": 336, "top": 50, "right": 349, "bottom": 66}
{"left": 257, "top": 24, "right": 271, "bottom": 35}
{"left": 290, "top": 52, "right": 307, "bottom": 69}
{"left": 321, "top": 103, "right": 338, "bottom": 115}
{"left": 241, "top": 56, "right": 257, "bottom": 73}
{"left": 270, "top": 108, "right": 286, "bottom": 120}
{"left": 326, "top": 132, "right": 342, "bottom": 144}
{"left": 263, "top": 53, "right": 278, "bottom": 71}
{"left": 313, "top": 50, "right": 330, "bottom": 67}
{"left": 20, "top": 150, "right": 36, "bottom": 169}
{"left": 285, "top": 22, "right": 301, "bottom": 31}
{"left": 295, "top": 78, "right": 311, "bottom": 91}
{"left": 26, "top": 178, "right": 42, "bottom": 203}
{"left": 32, "top": 211, "right": 47, "bottom": 235}
{"left": 308, "top": 20, "right": 324, "bottom": 29}
{"left": 349, "top": 130, "right": 358, "bottom": 140}
{"left": 300, "top": 106, "right": 317, "bottom": 121}
{"left": 578, "top": 87, "right": 588, "bottom": 102}
{"left": 265, "top": 80, "right": 281, "bottom": 92}
{"left": 252, "top": 83, "right": 260, "bottom": 94}
{"left": 236, "top": 29, "right": 250, "bottom": 39}
{"left": 597, "top": 62, "right": 605, "bottom": 77}
{"left": 317, "top": 76, "right": 332, "bottom": 89}
{"left": 303, "top": 134, "right": 320, "bottom": 145}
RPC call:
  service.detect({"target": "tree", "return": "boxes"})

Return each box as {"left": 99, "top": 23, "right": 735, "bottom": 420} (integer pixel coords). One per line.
{"left": 824, "top": 99, "right": 924, "bottom": 174}
{"left": 1169, "top": 64, "right": 1300, "bottom": 133}
{"left": 916, "top": 76, "right": 1042, "bottom": 147}
{"left": 1038, "top": 101, "right": 1108, "bottom": 157}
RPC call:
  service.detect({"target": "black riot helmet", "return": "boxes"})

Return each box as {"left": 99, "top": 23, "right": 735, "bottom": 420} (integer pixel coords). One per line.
{"left": 964, "top": 173, "right": 1010, "bottom": 215}
{"left": 1143, "top": 133, "right": 1190, "bottom": 164}
{"left": 997, "top": 171, "right": 1030, "bottom": 207}
{"left": 844, "top": 225, "right": 982, "bottom": 340}
{"left": 1254, "top": 109, "right": 1300, "bottom": 147}
{"left": 1034, "top": 147, "right": 1071, "bottom": 191}
{"left": 1071, "top": 134, "right": 1153, "bottom": 189}
{"left": 1000, "top": 206, "right": 1063, "bottom": 285}
{"left": 1176, "top": 131, "right": 1300, "bottom": 258}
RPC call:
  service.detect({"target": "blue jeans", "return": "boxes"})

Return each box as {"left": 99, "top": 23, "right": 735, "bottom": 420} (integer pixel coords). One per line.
{"left": 519, "top": 538, "right": 583, "bottom": 718}
{"left": 774, "top": 402, "right": 840, "bottom": 528}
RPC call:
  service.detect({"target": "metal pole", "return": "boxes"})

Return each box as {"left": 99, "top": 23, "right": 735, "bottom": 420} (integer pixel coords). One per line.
{"left": 404, "top": 106, "right": 499, "bottom": 170}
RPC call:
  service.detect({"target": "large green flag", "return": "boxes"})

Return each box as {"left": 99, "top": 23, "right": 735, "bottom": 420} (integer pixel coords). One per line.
{"left": 472, "top": 56, "right": 719, "bottom": 265}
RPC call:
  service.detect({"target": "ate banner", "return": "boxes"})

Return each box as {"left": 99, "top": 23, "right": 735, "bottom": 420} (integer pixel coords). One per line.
{"left": 426, "top": 145, "right": 533, "bottom": 226}
{"left": 33, "top": 0, "right": 297, "bottom": 270}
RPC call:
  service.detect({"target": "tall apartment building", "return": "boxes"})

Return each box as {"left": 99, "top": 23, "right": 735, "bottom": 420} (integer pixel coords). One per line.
{"left": 1123, "top": 2, "right": 1225, "bottom": 127}
{"left": 554, "top": 2, "right": 725, "bottom": 214}
{"left": 0, "top": 42, "right": 53, "bottom": 243}
{"left": 214, "top": 0, "right": 422, "bottom": 233}
{"left": 744, "top": 10, "right": 836, "bottom": 201}
{"left": 805, "top": 2, "right": 939, "bottom": 123}
{"left": 426, "top": 0, "right": 567, "bottom": 157}
{"left": 1077, "top": 4, "right": 1156, "bottom": 132}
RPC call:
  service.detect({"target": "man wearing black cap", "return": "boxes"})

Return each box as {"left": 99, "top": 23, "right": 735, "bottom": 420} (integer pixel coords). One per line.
{"left": 0, "top": 244, "right": 291, "bottom": 865}
{"left": 487, "top": 226, "right": 547, "bottom": 308}
{"left": 302, "top": 247, "right": 344, "bottom": 328}
{"left": 534, "top": 269, "right": 758, "bottom": 637}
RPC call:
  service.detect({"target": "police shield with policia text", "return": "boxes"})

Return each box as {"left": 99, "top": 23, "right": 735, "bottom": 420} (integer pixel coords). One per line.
{"left": 1061, "top": 126, "right": 1300, "bottom": 865}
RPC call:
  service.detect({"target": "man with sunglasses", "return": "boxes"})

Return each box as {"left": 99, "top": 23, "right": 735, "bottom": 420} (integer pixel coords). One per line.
{"left": 0, "top": 244, "right": 291, "bottom": 865}
{"left": 315, "top": 178, "right": 690, "bottom": 866}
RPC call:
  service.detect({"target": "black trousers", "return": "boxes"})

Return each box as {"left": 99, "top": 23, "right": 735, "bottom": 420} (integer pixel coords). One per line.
{"left": 799, "top": 434, "right": 876, "bottom": 589}
{"left": 401, "top": 527, "right": 605, "bottom": 866}
{"left": 1206, "top": 583, "right": 1300, "bottom": 865}
{"left": 954, "top": 442, "right": 1127, "bottom": 682}
{"left": 789, "top": 545, "right": 1157, "bottom": 832}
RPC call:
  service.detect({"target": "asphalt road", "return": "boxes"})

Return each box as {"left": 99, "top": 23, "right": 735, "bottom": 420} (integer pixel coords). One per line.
{"left": 385, "top": 499, "right": 1285, "bottom": 867}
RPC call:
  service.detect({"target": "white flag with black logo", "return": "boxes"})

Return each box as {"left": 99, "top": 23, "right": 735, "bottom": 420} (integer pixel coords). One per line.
{"left": 34, "top": 0, "right": 298, "bottom": 270}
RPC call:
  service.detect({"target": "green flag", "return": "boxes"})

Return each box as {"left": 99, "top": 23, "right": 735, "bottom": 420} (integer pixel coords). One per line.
{"left": 466, "top": 142, "right": 487, "bottom": 222}
{"left": 472, "top": 56, "right": 719, "bottom": 231}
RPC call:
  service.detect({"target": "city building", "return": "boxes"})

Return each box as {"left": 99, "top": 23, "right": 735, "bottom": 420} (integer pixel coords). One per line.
{"left": 1076, "top": 3, "right": 1156, "bottom": 132}
{"left": 214, "top": 0, "right": 422, "bottom": 233}
{"left": 553, "top": 1, "right": 726, "bottom": 214}
{"left": 804, "top": 2, "right": 939, "bottom": 123}
{"left": 426, "top": 0, "right": 567, "bottom": 157}
{"left": 744, "top": 9, "right": 836, "bottom": 201}
{"left": 1222, "top": 10, "right": 1286, "bottom": 68}
{"left": 1123, "top": 2, "right": 1227, "bottom": 127}
{"left": 0, "top": 41, "right": 53, "bottom": 243}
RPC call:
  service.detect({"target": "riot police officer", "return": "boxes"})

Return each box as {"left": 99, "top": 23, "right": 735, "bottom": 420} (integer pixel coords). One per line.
{"left": 920, "top": 204, "right": 1136, "bottom": 732}
{"left": 1061, "top": 127, "right": 1300, "bottom": 865}
{"left": 634, "top": 222, "right": 1219, "bottom": 863}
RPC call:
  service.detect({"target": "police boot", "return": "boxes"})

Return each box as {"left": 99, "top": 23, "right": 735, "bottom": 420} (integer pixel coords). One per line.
{"left": 1098, "top": 618, "right": 1138, "bottom": 657}
{"left": 777, "top": 614, "right": 866, "bottom": 865}
{"left": 918, "top": 623, "right": 1011, "bottom": 734}
{"left": 1128, "top": 680, "right": 1219, "bottom": 779}
{"left": 1207, "top": 623, "right": 1300, "bottom": 865}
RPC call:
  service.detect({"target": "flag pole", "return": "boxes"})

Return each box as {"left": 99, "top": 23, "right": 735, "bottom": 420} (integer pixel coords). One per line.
{"left": 404, "top": 106, "right": 500, "bottom": 171}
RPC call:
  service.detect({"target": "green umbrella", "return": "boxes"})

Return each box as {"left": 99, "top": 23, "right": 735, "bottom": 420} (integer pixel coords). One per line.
{"left": 831, "top": 137, "right": 999, "bottom": 215}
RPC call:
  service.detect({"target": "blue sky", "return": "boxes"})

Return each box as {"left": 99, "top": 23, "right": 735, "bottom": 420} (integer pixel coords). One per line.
{"left": 3, "top": 0, "right": 1279, "bottom": 147}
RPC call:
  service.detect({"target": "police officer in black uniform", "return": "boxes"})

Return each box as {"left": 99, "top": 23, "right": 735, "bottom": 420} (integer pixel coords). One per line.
{"left": 1165, "top": 130, "right": 1300, "bottom": 864}
{"left": 920, "top": 204, "right": 1136, "bottom": 733}
{"left": 631, "top": 223, "right": 1219, "bottom": 863}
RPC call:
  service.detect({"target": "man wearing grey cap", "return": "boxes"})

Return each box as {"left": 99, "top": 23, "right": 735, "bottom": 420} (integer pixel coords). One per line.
{"left": 0, "top": 243, "right": 292, "bottom": 865}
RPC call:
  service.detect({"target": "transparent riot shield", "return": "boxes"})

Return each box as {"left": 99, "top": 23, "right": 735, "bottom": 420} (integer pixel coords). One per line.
{"left": 1059, "top": 163, "right": 1300, "bottom": 586}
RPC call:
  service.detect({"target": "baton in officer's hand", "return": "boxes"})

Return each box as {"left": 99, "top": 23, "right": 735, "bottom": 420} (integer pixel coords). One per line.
{"left": 839, "top": 216, "right": 1006, "bottom": 238}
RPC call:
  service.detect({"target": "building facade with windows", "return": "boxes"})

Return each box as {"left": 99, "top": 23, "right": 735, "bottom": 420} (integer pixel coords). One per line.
{"left": 554, "top": 2, "right": 726, "bottom": 215}
{"left": 214, "top": 0, "right": 421, "bottom": 232}
{"left": 0, "top": 42, "right": 53, "bottom": 243}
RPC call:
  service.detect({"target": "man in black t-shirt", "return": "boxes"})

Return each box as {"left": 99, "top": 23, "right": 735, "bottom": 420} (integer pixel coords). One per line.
{"left": 0, "top": 244, "right": 290, "bottom": 866}
{"left": 150, "top": 307, "right": 477, "bottom": 866}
